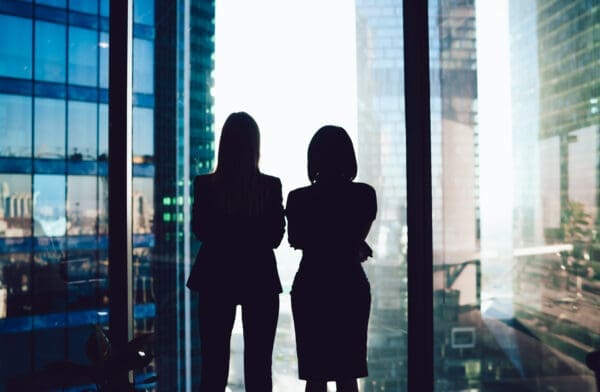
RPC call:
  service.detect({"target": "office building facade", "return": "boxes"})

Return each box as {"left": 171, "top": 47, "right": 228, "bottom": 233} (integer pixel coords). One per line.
{"left": 0, "top": 0, "right": 215, "bottom": 390}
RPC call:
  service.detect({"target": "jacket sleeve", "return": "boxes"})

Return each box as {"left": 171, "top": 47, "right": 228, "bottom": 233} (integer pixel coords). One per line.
{"left": 191, "top": 176, "right": 215, "bottom": 241}
{"left": 285, "top": 190, "right": 305, "bottom": 250}
{"left": 264, "top": 177, "right": 285, "bottom": 248}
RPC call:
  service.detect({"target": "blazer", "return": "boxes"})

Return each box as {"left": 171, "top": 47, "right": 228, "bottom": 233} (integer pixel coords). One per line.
{"left": 186, "top": 173, "right": 285, "bottom": 301}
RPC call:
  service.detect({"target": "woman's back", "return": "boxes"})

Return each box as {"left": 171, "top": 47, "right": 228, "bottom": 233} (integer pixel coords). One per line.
{"left": 286, "top": 181, "right": 376, "bottom": 259}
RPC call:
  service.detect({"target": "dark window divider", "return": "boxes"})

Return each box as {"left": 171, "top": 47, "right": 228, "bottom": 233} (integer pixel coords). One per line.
{"left": 108, "top": 0, "right": 134, "bottom": 389}
{"left": 403, "top": 1, "right": 434, "bottom": 391}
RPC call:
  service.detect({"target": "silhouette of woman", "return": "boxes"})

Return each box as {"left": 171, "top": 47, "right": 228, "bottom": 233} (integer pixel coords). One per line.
{"left": 186, "top": 112, "right": 285, "bottom": 392}
{"left": 286, "top": 126, "right": 377, "bottom": 392}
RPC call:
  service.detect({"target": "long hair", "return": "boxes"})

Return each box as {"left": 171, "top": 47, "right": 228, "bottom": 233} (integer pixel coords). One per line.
{"left": 307, "top": 125, "right": 357, "bottom": 183}
{"left": 213, "top": 112, "right": 264, "bottom": 215}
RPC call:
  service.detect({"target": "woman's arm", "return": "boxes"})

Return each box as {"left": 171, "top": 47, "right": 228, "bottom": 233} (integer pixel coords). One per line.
{"left": 264, "top": 177, "right": 285, "bottom": 248}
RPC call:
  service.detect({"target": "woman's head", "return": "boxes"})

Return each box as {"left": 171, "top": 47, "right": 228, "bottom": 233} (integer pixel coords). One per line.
{"left": 216, "top": 112, "right": 260, "bottom": 177}
{"left": 307, "top": 125, "right": 357, "bottom": 183}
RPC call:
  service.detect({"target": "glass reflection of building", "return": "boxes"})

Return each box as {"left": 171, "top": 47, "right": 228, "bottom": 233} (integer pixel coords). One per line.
{"left": 0, "top": 0, "right": 215, "bottom": 390}
{"left": 355, "top": 1, "right": 408, "bottom": 390}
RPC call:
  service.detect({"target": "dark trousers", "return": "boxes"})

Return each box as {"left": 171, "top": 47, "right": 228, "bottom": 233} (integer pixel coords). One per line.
{"left": 197, "top": 295, "right": 279, "bottom": 392}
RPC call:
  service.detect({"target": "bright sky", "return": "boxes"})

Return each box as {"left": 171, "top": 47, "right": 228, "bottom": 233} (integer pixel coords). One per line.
{"left": 213, "top": 0, "right": 358, "bottom": 197}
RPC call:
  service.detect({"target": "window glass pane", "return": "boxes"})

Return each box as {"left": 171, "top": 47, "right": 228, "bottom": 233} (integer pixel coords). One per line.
{"left": 0, "top": 94, "right": 32, "bottom": 158}
{"left": 134, "top": 0, "right": 154, "bottom": 26}
{"left": 132, "top": 178, "right": 153, "bottom": 235}
{"left": 35, "top": 98, "right": 65, "bottom": 159}
{"left": 33, "top": 175, "right": 65, "bottom": 237}
{"left": 0, "top": 175, "right": 32, "bottom": 238}
{"left": 100, "top": 0, "right": 109, "bottom": 17}
{"left": 68, "top": 101, "right": 97, "bottom": 160}
{"left": 36, "top": 0, "right": 66, "bottom": 8}
{"left": 0, "top": 253, "right": 32, "bottom": 383}
{"left": 133, "top": 107, "right": 154, "bottom": 162}
{"left": 67, "top": 176, "right": 97, "bottom": 235}
{"left": 69, "top": 0, "right": 98, "bottom": 15}
{"left": 100, "top": 32, "right": 109, "bottom": 89}
{"left": 99, "top": 103, "right": 108, "bottom": 160}
{"left": 133, "top": 38, "right": 154, "bottom": 94}
{"left": 213, "top": 2, "right": 405, "bottom": 390}
{"left": 35, "top": 21, "right": 66, "bottom": 83}
{"left": 430, "top": 0, "right": 599, "bottom": 389}
{"left": 0, "top": 15, "right": 32, "bottom": 79}
{"left": 68, "top": 27, "right": 98, "bottom": 87}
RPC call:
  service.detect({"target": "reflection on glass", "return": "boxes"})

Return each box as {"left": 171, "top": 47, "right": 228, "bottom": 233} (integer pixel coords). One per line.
{"left": 33, "top": 175, "right": 66, "bottom": 237}
{"left": 68, "top": 27, "right": 98, "bottom": 87}
{"left": 0, "top": 94, "right": 32, "bottom": 158}
{"left": 98, "top": 177, "right": 108, "bottom": 235}
{"left": 0, "top": 253, "right": 31, "bottom": 318}
{"left": 133, "top": 38, "right": 154, "bottom": 94}
{"left": 0, "top": 175, "right": 32, "bottom": 238}
{"left": 32, "top": 251, "right": 66, "bottom": 315}
{"left": 100, "top": 32, "right": 109, "bottom": 89}
{"left": 68, "top": 101, "right": 97, "bottom": 160}
{"left": 67, "top": 176, "right": 97, "bottom": 235}
{"left": 132, "top": 178, "right": 154, "bottom": 235}
{"left": 134, "top": 0, "right": 154, "bottom": 26}
{"left": 0, "top": 15, "right": 32, "bottom": 79}
{"left": 35, "top": 21, "right": 66, "bottom": 83}
{"left": 35, "top": 97, "right": 65, "bottom": 158}
{"left": 430, "top": 0, "right": 598, "bottom": 390}
{"left": 133, "top": 107, "right": 154, "bottom": 162}
{"left": 355, "top": 1, "right": 408, "bottom": 390}
{"left": 99, "top": 103, "right": 108, "bottom": 160}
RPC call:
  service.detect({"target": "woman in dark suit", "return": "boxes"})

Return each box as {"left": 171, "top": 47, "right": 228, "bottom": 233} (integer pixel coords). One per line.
{"left": 286, "top": 126, "right": 377, "bottom": 392}
{"left": 186, "top": 112, "right": 285, "bottom": 392}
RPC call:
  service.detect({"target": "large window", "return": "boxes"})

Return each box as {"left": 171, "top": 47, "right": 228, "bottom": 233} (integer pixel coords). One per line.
{"left": 430, "top": 0, "right": 599, "bottom": 389}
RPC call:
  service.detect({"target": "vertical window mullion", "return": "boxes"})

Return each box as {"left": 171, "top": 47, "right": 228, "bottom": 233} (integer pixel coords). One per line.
{"left": 403, "top": 1, "right": 434, "bottom": 391}
{"left": 108, "top": 0, "right": 134, "bottom": 388}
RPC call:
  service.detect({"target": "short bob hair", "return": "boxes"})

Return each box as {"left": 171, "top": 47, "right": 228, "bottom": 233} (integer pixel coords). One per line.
{"left": 307, "top": 125, "right": 357, "bottom": 183}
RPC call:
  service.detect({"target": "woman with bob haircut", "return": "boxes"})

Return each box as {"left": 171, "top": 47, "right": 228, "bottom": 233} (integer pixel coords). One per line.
{"left": 286, "top": 125, "right": 377, "bottom": 392}
{"left": 187, "top": 112, "right": 285, "bottom": 391}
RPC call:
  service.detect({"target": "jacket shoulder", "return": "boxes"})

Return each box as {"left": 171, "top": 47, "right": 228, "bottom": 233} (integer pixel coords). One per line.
{"left": 259, "top": 173, "right": 281, "bottom": 187}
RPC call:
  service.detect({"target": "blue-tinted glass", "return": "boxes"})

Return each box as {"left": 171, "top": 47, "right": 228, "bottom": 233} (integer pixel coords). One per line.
{"left": 134, "top": 0, "right": 154, "bottom": 26}
{"left": 35, "top": 21, "right": 66, "bottom": 83}
{"left": 68, "top": 101, "right": 97, "bottom": 160}
{"left": 69, "top": 0, "right": 97, "bottom": 14}
{"left": 99, "top": 32, "right": 109, "bottom": 89}
{"left": 133, "top": 38, "right": 153, "bottom": 94}
{"left": 132, "top": 177, "right": 153, "bottom": 234}
{"left": 67, "top": 176, "right": 97, "bottom": 235}
{"left": 98, "top": 103, "right": 108, "bottom": 159}
{"left": 0, "top": 95, "right": 32, "bottom": 157}
{"left": 0, "top": 175, "right": 33, "bottom": 237}
{"left": 33, "top": 174, "right": 66, "bottom": 237}
{"left": 68, "top": 27, "right": 98, "bottom": 87}
{"left": 133, "top": 107, "right": 153, "bottom": 160}
{"left": 36, "top": 0, "right": 66, "bottom": 7}
{"left": 34, "top": 98, "right": 65, "bottom": 158}
{"left": 100, "top": 0, "right": 109, "bottom": 17}
{"left": 0, "top": 16, "right": 32, "bottom": 79}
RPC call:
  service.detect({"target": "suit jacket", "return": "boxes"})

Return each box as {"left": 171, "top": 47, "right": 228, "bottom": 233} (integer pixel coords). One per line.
{"left": 285, "top": 180, "right": 377, "bottom": 287}
{"left": 186, "top": 173, "right": 285, "bottom": 301}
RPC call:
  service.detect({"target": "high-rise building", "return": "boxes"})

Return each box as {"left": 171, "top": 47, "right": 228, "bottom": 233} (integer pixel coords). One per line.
{"left": 0, "top": 0, "right": 215, "bottom": 390}
{"left": 355, "top": 1, "right": 408, "bottom": 390}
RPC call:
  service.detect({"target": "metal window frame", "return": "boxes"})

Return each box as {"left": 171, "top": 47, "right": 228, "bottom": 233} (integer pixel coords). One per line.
{"left": 108, "top": 0, "right": 133, "bottom": 388}
{"left": 403, "top": 1, "right": 434, "bottom": 391}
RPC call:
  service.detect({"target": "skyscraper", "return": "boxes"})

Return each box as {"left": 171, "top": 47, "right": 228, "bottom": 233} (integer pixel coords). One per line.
{"left": 0, "top": 0, "right": 215, "bottom": 390}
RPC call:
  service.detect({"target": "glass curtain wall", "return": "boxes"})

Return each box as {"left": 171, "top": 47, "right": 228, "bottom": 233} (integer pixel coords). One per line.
{"left": 0, "top": 0, "right": 216, "bottom": 390}
{"left": 430, "top": 0, "right": 599, "bottom": 390}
